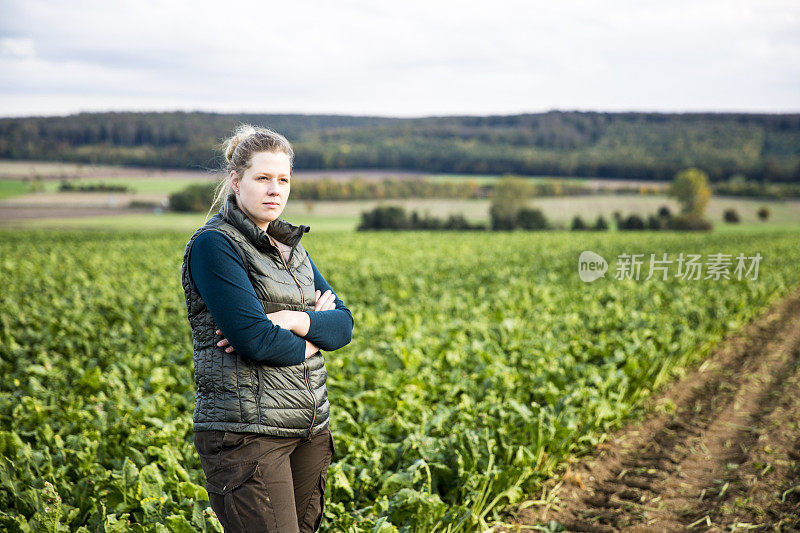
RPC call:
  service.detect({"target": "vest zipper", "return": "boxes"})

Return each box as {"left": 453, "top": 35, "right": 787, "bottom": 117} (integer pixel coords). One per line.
{"left": 303, "top": 361, "right": 317, "bottom": 438}
{"left": 256, "top": 365, "right": 262, "bottom": 425}
{"left": 271, "top": 237, "right": 304, "bottom": 304}
{"left": 272, "top": 239, "right": 317, "bottom": 437}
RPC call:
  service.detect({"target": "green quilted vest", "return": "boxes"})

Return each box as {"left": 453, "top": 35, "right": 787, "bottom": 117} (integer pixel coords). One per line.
{"left": 181, "top": 193, "right": 329, "bottom": 437}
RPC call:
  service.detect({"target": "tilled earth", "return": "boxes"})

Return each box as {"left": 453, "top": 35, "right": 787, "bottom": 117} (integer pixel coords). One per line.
{"left": 503, "top": 287, "right": 800, "bottom": 532}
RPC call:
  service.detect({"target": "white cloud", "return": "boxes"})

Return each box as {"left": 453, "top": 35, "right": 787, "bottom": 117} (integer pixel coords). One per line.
{"left": 0, "top": 0, "right": 797, "bottom": 117}
{"left": 0, "top": 37, "right": 35, "bottom": 58}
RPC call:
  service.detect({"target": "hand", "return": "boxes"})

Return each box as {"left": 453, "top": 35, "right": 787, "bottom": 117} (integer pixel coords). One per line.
{"left": 266, "top": 309, "right": 296, "bottom": 331}
{"left": 314, "top": 290, "right": 336, "bottom": 312}
{"left": 216, "top": 329, "right": 320, "bottom": 359}
{"left": 305, "top": 340, "right": 321, "bottom": 358}
{"left": 215, "top": 329, "right": 235, "bottom": 353}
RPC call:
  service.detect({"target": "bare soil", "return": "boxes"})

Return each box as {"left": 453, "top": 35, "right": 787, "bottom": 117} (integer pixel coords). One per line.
{"left": 0, "top": 160, "right": 212, "bottom": 180}
{"left": 0, "top": 206, "right": 155, "bottom": 221}
{"left": 0, "top": 159, "right": 427, "bottom": 182}
{"left": 501, "top": 287, "right": 800, "bottom": 532}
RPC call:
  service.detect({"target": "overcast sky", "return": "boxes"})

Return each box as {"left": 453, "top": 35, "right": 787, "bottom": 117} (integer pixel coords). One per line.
{"left": 0, "top": 0, "right": 798, "bottom": 118}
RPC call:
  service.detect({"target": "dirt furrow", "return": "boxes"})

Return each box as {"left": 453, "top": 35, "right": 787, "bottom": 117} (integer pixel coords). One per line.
{"left": 503, "top": 287, "right": 800, "bottom": 532}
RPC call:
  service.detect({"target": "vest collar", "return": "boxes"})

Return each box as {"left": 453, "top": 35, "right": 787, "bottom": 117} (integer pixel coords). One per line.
{"left": 219, "top": 193, "right": 310, "bottom": 253}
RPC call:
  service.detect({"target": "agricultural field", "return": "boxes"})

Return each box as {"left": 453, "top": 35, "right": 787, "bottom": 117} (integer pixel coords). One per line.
{"left": 4, "top": 195, "right": 800, "bottom": 233}
{"left": 1, "top": 227, "right": 800, "bottom": 531}
{"left": 2, "top": 160, "right": 798, "bottom": 235}
{"left": 0, "top": 180, "right": 30, "bottom": 200}
{"left": 509, "top": 287, "right": 800, "bottom": 531}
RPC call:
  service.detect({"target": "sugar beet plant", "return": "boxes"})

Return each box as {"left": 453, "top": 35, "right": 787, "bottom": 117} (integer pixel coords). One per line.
{"left": 1, "top": 228, "right": 799, "bottom": 532}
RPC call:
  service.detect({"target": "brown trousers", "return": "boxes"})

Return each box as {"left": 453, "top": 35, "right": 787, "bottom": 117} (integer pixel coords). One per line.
{"left": 194, "top": 428, "right": 335, "bottom": 532}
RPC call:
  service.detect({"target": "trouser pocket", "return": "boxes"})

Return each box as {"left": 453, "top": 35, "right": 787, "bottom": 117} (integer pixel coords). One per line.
{"left": 204, "top": 461, "right": 279, "bottom": 532}
{"left": 318, "top": 431, "right": 335, "bottom": 528}
{"left": 299, "top": 430, "right": 335, "bottom": 532}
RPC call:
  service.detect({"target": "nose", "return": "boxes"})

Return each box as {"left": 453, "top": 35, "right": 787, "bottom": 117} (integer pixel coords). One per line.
{"left": 266, "top": 181, "right": 279, "bottom": 195}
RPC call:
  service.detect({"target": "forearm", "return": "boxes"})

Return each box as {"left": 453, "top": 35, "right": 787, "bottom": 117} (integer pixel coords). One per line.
{"left": 236, "top": 324, "right": 307, "bottom": 366}
{"left": 269, "top": 308, "right": 352, "bottom": 351}
{"left": 303, "top": 309, "right": 354, "bottom": 351}
{"left": 265, "top": 310, "right": 322, "bottom": 357}
{"left": 292, "top": 310, "right": 312, "bottom": 337}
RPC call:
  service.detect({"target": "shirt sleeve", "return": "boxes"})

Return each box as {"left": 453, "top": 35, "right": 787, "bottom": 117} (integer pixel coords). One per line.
{"left": 303, "top": 255, "right": 355, "bottom": 351}
{"left": 188, "top": 230, "right": 307, "bottom": 367}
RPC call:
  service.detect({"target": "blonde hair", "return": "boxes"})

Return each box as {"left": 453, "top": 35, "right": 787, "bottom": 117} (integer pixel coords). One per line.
{"left": 206, "top": 124, "right": 295, "bottom": 220}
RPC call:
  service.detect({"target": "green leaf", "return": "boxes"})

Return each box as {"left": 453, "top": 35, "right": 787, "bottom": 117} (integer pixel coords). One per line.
{"left": 164, "top": 514, "right": 196, "bottom": 533}
{"left": 138, "top": 464, "right": 164, "bottom": 500}
{"left": 178, "top": 481, "right": 208, "bottom": 501}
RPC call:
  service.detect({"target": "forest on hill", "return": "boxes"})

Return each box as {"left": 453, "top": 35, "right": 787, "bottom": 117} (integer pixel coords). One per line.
{"left": 1, "top": 111, "right": 798, "bottom": 181}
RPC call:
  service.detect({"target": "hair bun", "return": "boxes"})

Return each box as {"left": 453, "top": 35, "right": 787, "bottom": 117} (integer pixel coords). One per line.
{"left": 224, "top": 124, "right": 258, "bottom": 162}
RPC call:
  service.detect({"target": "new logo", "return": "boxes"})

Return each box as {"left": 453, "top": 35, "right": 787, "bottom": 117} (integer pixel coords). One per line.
{"left": 578, "top": 251, "right": 608, "bottom": 282}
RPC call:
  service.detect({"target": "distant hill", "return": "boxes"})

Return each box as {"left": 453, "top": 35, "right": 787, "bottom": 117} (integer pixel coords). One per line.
{"left": 1, "top": 111, "right": 798, "bottom": 181}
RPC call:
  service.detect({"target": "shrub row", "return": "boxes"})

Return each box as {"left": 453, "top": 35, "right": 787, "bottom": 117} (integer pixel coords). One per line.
{"left": 58, "top": 180, "right": 130, "bottom": 193}
{"left": 358, "top": 206, "right": 487, "bottom": 231}
{"left": 610, "top": 208, "right": 713, "bottom": 231}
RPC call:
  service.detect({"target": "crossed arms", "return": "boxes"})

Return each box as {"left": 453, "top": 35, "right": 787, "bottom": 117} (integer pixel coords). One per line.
{"left": 188, "top": 230, "right": 354, "bottom": 366}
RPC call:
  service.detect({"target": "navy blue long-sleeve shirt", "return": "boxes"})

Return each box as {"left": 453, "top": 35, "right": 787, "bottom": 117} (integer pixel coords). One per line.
{"left": 188, "top": 230, "right": 354, "bottom": 367}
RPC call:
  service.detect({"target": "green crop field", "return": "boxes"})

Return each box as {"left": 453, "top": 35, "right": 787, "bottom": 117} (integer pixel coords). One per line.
{"left": 0, "top": 180, "right": 30, "bottom": 200}
{"left": 1, "top": 229, "right": 799, "bottom": 531}
{"left": 0, "top": 177, "right": 213, "bottom": 196}
{"left": 37, "top": 178, "right": 215, "bottom": 195}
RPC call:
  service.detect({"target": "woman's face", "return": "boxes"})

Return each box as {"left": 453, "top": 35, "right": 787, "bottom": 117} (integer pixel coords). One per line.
{"left": 232, "top": 150, "right": 291, "bottom": 230}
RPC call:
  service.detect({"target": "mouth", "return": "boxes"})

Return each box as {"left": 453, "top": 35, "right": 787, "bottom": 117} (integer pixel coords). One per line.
{"left": 263, "top": 201, "right": 280, "bottom": 207}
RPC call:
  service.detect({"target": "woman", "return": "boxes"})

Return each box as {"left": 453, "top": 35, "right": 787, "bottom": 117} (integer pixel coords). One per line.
{"left": 180, "top": 124, "right": 354, "bottom": 532}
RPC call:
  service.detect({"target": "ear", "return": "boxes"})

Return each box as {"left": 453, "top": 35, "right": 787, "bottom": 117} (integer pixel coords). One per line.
{"left": 229, "top": 171, "right": 239, "bottom": 191}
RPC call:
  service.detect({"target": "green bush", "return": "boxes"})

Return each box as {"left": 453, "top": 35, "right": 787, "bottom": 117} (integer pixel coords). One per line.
{"left": 667, "top": 214, "right": 713, "bottom": 231}
{"left": 358, "top": 206, "right": 489, "bottom": 231}
{"left": 570, "top": 216, "right": 587, "bottom": 231}
{"left": 723, "top": 208, "right": 740, "bottom": 223}
{"left": 618, "top": 214, "right": 645, "bottom": 230}
{"left": 515, "top": 207, "right": 549, "bottom": 230}
{"left": 489, "top": 203, "right": 516, "bottom": 230}
{"left": 593, "top": 215, "right": 609, "bottom": 231}
{"left": 646, "top": 214, "right": 668, "bottom": 230}
{"left": 58, "top": 180, "right": 130, "bottom": 193}
{"left": 442, "top": 214, "right": 486, "bottom": 231}
{"left": 169, "top": 183, "right": 216, "bottom": 212}
{"left": 358, "top": 206, "right": 409, "bottom": 230}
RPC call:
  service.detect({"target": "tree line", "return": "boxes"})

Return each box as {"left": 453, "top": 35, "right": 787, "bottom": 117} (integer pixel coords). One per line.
{"left": 167, "top": 176, "right": 661, "bottom": 212}
{"left": 358, "top": 170, "right": 718, "bottom": 232}
{"left": 1, "top": 111, "right": 799, "bottom": 182}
